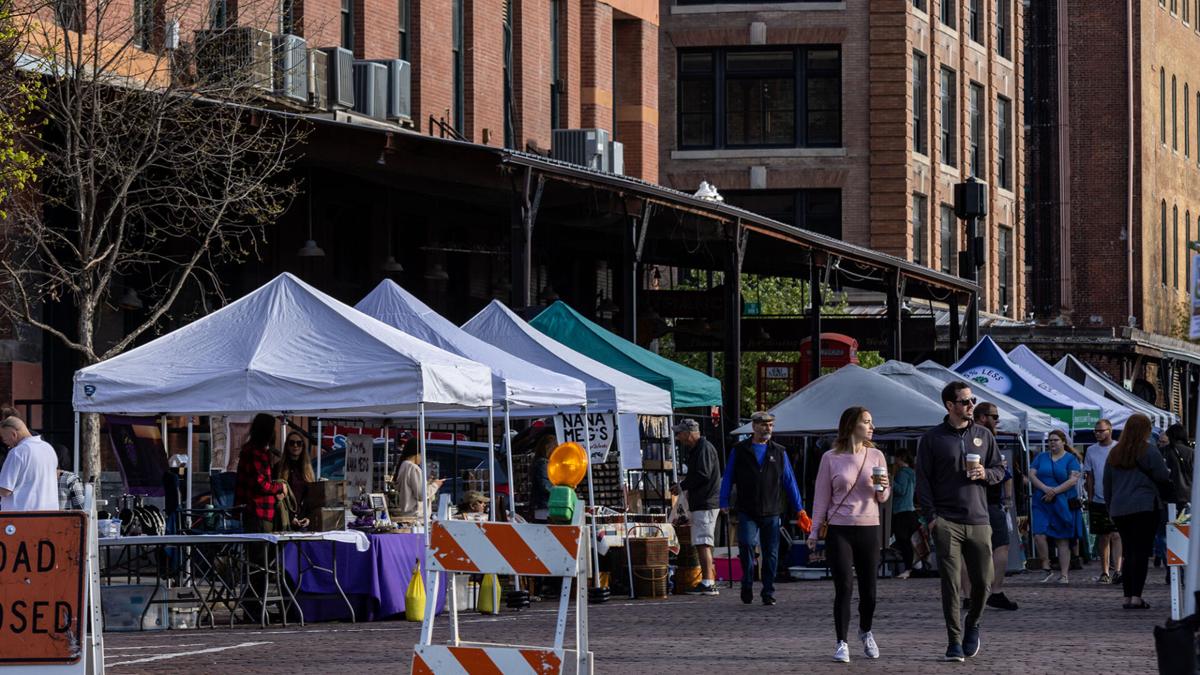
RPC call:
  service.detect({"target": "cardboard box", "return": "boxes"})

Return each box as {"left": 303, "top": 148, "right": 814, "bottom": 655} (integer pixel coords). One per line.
{"left": 310, "top": 506, "right": 347, "bottom": 531}
{"left": 308, "top": 480, "right": 348, "bottom": 508}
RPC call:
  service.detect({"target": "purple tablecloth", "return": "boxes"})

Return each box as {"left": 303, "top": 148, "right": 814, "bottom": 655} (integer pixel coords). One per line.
{"left": 282, "top": 532, "right": 447, "bottom": 622}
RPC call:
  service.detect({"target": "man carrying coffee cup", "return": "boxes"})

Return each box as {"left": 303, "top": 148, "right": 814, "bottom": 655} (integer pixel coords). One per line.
{"left": 915, "top": 381, "right": 1005, "bottom": 663}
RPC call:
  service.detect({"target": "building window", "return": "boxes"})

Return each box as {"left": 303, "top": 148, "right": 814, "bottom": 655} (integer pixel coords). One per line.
{"left": 1172, "top": 0, "right": 1178, "bottom": 13}
{"left": 1175, "top": 205, "right": 1180, "bottom": 288}
{"left": 281, "top": 0, "right": 296, "bottom": 34}
{"left": 53, "top": 0, "right": 83, "bottom": 31}
{"left": 914, "top": 0, "right": 926, "bottom": 11}
{"left": 940, "top": 204, "right": 956, "bottom": 274}
{"left": 1163, "top": 200, "right": 1169, "bottom": 285}
{"left": 677, "top": 46, "right": 842, "bottom": 150}
{"left": 1188, "top": 85, "right": 1192, "bottom": 157}
{"left": 914, "top": 51, "right": 927, "bottom": 155}
{"left": 1186, "top": 0, "right": 1190, "bottom": 22}
{"left": 134, "top": 0, "right": 153, "bottom": 48}
{"left": 1173, "top": 75, "right": 1178, "bottom": 151}
{"left": 941, "top": 0, "right": 956, "bottom": 28}
{"left": 969, "top": 82, "right": 984, "bottom": 176}
{"left": 914, "top": 194, "right": 928, "bottom": 265}
{"left": 551, "top": 0, "right": 562, "bottom": 129}
{"left": 996, "top": 0, "right": 1011, "bottom": 59}
{"left": 940, "top": 67, "right": 957, "bottom": 167}
{"left": 1162, "top": 69, "right": 1167, "bottom": 145}
{"left": 724, "top": 189, "right": 843, "bottom": 240}
{"left": 999, "top": 225, "right": 1012, "bottom": 315}
{"left": 399, "top": 0, "right": 410, "bottom": 60}
{"left": 1189, "top": 212, "right": 1194, "bottom": 291}
{"left": 968, "top": 0, "right": 982, "bottom": 43}
{"left": 998, "top": 96, "right": 1012, "bottom": 189}
{"left": 341, "top": 0, "right": 354, "bottom": 49}
{"left": 452, "top": 0, "right": 464, "bottom": 131}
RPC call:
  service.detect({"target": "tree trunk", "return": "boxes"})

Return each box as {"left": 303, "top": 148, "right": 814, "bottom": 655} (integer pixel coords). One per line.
{"left": 78, "top": 297, "right": 101, "bottom": 482}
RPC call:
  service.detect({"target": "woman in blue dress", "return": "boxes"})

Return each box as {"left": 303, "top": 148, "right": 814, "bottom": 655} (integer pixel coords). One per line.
{"left": 1030, "top": 429, "right": 1084, "bottom": 584}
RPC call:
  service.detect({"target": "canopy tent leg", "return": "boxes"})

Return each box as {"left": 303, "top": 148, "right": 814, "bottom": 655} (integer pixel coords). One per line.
{"left": 73, "top": 412, "right": 81, "bottom": 475}
{"left": 315, "top": 420, "right": 323, "bottom": 479}
{"left": 667, "top": 413, "right": 679, "bottom": 484}
{"left": 419, "top": 403, "right": 430, "bottom": 545}
{"left": 487, "top": 407, "right": 496, "bottom": 520}
{"left": 612, "top": 411, "right": 634, "bottom": 598}
{"left": 161, "top": 415, "right": 169, "bottom": 458}
{"left": 186, "top": 417, "right": 194, "bottom": 512}
{"left": 383, "top": 424, "right": 390, "bottom": 492}
{"left": 503, "top": 403, "right": 516, "bottom": 521}
{"left": 582, "top": 406, "right": 600, "bottom": 587}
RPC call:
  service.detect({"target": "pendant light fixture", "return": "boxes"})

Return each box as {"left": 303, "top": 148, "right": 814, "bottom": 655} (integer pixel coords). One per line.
{"left": 298, "top": 171, "right": 325, "bottom": 257}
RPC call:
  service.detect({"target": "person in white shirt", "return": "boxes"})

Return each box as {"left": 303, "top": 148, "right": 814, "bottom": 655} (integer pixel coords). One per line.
{"left": 1083, "top": 419, "right": 1122, "bottom": 584}
{"left": 0, "top": 416, "right": 60, "bottom": 511}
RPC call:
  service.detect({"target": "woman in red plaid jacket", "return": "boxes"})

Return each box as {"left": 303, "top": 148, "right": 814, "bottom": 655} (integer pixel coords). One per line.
{"left": 235, "top": 413, "right": 284, "bottom": 533}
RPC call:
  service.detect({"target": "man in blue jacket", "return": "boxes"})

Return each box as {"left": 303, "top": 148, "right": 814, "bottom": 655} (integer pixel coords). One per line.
{"left": 720, "top": 411, "right": 804, "bottom": 606}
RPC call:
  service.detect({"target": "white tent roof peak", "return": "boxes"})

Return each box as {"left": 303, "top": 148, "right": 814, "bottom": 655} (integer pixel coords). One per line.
{"left": 355, "top": 279, "right": 587, "bottom": 412}
{"left": 74, "top": 272, "right": 494, "bottom": 415}
{"left": 461, "top": 300, "right": 672, "bottom": 416}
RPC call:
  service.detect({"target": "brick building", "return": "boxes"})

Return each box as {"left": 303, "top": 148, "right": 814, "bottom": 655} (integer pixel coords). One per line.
{"left": 658, "top": 0, "right": 1025, "bottom": 319}
{"left": 1027, "top": 0, "right": 1199, "bottom": 338}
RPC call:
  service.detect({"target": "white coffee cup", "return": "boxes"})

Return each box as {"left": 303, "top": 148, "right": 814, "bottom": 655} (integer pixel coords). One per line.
{"left": 871, "top": 465, "right": 886, "bottom": 491}
{"left": 966, "top": 453, "right": 981, "bottom": 472}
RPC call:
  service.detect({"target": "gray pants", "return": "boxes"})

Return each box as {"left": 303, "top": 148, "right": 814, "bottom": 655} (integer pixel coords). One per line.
{"left": 933, "top": 517, "right": 994, "bottom": 645}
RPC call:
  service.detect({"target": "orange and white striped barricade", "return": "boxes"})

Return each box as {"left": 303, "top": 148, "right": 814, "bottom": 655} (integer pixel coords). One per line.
{"left": 1166, "top": 504, "right": 1189, "bottom": 619}
{"left": 412, "top": 497, "right": 593, "bottom": 674}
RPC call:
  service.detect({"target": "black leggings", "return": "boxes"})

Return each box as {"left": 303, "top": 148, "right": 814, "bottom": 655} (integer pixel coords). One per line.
{"left": 826, "top": 524, "right": 880, "bottom": 641}
{"left": 1113, "top": 510, "right": 1160, "bottom": 598}
{"left": 891, "top": 511, "right": 919, "bottom": 571}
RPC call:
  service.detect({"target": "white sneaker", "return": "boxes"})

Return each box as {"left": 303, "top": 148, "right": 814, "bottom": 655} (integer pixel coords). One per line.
{"left": 833, "top": 640, "right": 850, "bottom": 663}
{"left": 860, "top": 630, "right": 880, "bottom": 659}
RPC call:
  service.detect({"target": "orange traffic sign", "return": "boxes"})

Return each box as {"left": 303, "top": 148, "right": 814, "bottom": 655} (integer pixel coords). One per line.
{"left": 0, "top": 512, "right": 87, "bottom": 665}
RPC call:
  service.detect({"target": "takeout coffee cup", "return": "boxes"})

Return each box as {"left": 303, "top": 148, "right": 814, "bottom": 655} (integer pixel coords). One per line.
{"left": 965, "top": 453, "right": 981, "bottom": 471}
{"left": 871, "top": 466, "right": 886, "bottom": 492}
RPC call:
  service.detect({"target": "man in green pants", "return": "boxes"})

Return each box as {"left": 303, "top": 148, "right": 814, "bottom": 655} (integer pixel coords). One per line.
{"left": 916, "top": 380, "right": 1005, "bottom": 662}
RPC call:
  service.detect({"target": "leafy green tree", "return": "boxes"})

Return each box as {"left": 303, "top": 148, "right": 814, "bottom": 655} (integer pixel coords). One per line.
{"left": 0, "top": 1, "right": 43, "bottom": 219}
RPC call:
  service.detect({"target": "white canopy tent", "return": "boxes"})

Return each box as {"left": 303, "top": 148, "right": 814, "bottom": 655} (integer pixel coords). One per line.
{"left": 874, "top": 360, "right": 1025, "bottom": 436}
{"left": 73, "top": 273, "right": 495, "bottom": 537}
{"left": 732, "top": 364, "right": 946, "bottom": 436}
{"left": 1054, "top": 354, "right": 1178, "bottom": 430}
{"left": 355, "top": 280, "right": 589, "bottom": 520}
{"left": 1008, "top": 345, "right": 1135, "bottom": 430}
{"left": 462, "top": 300, "right": 672, "bottom": 472}
{"left": 915, "top": 360, "right": 1069, "bottom": 440}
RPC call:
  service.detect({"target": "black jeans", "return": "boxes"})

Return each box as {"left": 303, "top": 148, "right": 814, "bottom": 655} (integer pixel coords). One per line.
{"left": 891, "top": 511, "right": 919, "bottom": 571}
{"left": 826, "top": 525, "right": 880, "bottom": 642}
{"left": 1113, "top": 510, "right": 1160, "bottom": 598}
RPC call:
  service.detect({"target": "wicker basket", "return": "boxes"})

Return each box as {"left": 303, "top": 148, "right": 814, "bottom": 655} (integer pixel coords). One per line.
{"left": 632, "top": 565, "right": 668, "bottom": 599}
{"left": 627, "top": 524, "right": 669, "bottom": 568}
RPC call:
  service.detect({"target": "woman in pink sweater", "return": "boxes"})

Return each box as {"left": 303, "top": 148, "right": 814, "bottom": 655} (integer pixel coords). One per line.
{"left": 807, "top": 406, "right": 891, "bottom": 664}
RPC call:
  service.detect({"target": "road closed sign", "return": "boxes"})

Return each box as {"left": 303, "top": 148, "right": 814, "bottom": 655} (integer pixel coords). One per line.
{"left": 0, "top": 512, "right": 87, "bottom": 665}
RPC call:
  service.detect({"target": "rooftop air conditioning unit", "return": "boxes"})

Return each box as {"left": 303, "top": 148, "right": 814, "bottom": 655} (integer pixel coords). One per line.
{"left": 318, "top": 46, "right": 354, "bottom": 109}
{"left": 352, "top": 61, "right": 388, "bottom": 119}
{"left": 307, "top": 48, "right": 329, "bottom": 110}
{"left": 552, "top": 128, "right": 609, "bottom": 172}
{"left": 194, "top": 27, "right": 273, "bottom": 91}
{"left": 366, "top": 58, "right": 411, "bottom": 121}
{"left": 272, "top": 34, "right": 307, "bottom": 102}
{"left": 608, "top": 140, "right": 624, "bottom": 175}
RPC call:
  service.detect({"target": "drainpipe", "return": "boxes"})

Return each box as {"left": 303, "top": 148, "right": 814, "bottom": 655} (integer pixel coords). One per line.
{"left": 1127, "top": 0, "right": 1137, "bottom": 327}
{"left": 1057, "top": 0, "right": 1073, "bottom": 321}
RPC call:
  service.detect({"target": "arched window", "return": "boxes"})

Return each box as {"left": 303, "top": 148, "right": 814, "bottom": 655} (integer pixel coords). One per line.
{"left": 1163, "top": 200, "right": 1169, "bottom": 284}
{"left": 1174, "top": 205, "right": 1180, "bottom": 288}
{"left": 1163, "top": 69, "right": 1168, "bottom": 145}
{"left": 1188, "top": 211, "right": 1194, "bottom": 291}
{"left": 1173, "top": 75, "right": 1179, "bottom": 150}
{"left": 1187, "top": 84, "right": 1192, "bottom": 157}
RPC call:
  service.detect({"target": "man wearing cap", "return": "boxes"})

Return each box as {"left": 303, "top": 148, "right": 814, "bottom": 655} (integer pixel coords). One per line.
{"left": 719, "top": 411, "right": 804, "bottom": 606}
{"left": 671, "top": 418, "right": 722, "bottom": 596}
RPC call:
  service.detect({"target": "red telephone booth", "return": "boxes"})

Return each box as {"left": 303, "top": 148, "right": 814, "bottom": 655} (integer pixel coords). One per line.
{"left": 798, "top": 333, "right": 860, "bottom": 387}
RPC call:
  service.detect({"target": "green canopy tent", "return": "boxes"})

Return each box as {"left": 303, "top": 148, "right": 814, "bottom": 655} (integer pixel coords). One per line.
{"left": 531, "top": 301, "right": 723, "bottom": 410}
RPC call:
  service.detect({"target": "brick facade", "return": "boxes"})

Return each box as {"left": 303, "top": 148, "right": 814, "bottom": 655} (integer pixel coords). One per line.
{"left": 659, "top": 0, "right": 1025, "bottom": 319}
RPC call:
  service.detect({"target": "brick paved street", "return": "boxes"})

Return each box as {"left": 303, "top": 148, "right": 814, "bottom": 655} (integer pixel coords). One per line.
{"left": 103, "top": 566, "right": 1172, "bottom": 673}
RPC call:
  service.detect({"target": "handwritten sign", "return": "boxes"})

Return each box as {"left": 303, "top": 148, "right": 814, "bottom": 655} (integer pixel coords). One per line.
{"left": 345, "top": 434, "right": 374, "bottom": 493}
{"left": 555, "top": 412, "right": 615, "bottom": 464}
{"left": 0, "top": 512, "right": 87, "bottom": 665}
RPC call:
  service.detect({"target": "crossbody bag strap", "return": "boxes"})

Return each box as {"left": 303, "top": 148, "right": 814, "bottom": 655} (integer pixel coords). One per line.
{"left": 825, "top": 449, "right": 869, "bottom": 525}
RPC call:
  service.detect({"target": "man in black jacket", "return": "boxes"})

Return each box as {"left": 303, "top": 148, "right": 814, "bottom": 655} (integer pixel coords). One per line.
{"left": 719, "top": 411, "right": 804, "bottom": 606}
{"left": 916, "top": 381, "right": 1005, "bottom": 662}
{"left": 671, "top": 418, "right": 722, "bottom": 596}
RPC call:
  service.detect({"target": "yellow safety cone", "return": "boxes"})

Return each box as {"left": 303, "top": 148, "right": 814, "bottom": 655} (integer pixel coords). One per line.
{"left": 478, "top": 573, "right": 500, "bottom": 614}
{"left": 405, "top": 558, "right": 426, "bottom": 622}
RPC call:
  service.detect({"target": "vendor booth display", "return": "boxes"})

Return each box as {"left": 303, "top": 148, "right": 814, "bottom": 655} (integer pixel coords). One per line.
{"left": 1054, "top": 353, "right": 1178, "bottom": 429}
{"left": 951, "top": 336, "right": 1101, "bottom": 431}
{"left": 76, "top": 273, "right": 496, "bottom": 628}
{"left": 1008, "top": 345, "right": 1134, "bottom": 430}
